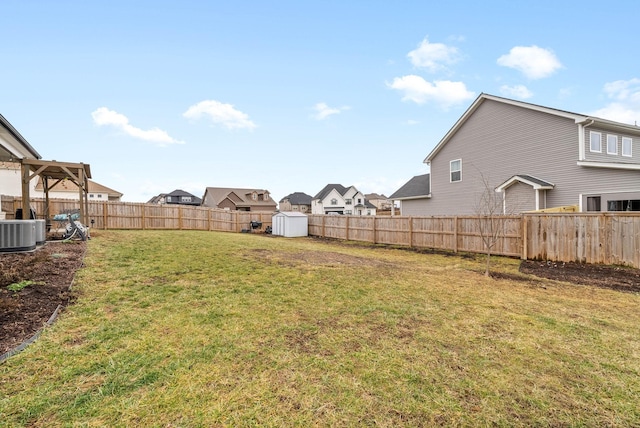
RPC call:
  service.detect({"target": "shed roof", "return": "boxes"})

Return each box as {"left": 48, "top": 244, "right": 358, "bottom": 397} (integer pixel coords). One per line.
{"left": 274, "top": 211, "right": 308, "bottom": 217}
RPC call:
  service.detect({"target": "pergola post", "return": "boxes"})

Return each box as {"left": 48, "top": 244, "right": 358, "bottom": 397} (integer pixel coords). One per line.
{"left": 21, "top": 162, "right": 31, "bottom": 219}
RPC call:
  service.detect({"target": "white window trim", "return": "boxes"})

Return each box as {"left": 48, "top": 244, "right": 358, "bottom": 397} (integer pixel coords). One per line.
{"left": 607, "top": 134, "right": 618, "bottom": 155}
{"left": 622, "top": 137, "right": 633, "bottom": 157}
{"left": 590, "top": 131, "right": 602, "bottom": 153}
{"left": 450, "top": 159, "right": 462, "bottom": 183}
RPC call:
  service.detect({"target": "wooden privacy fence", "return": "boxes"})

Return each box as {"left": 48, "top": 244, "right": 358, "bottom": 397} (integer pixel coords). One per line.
{"left": 4, "top": 197, "right": 640, "bottom": 268}
{"left": 308, "top": 214, "right": 523, "bottom": 257}
{"left": 1, "top": 198, "right": 274, "bottom": 233}
{"left": 309, "top": 213, "right": 640, "bottom": 268}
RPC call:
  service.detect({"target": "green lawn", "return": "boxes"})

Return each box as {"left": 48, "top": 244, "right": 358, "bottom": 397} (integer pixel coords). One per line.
{"left": 1, "top": 230, "right": 639, "bottom": 427}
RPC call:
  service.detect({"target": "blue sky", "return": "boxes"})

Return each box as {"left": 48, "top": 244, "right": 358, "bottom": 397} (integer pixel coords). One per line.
{"left": 2, "top": 0, "right": 640, "bottom": 203}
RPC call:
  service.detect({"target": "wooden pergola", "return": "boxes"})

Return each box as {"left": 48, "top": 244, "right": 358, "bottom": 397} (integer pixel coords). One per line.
{"left": 20, "top": 159, "right": 92, "bottom": 224}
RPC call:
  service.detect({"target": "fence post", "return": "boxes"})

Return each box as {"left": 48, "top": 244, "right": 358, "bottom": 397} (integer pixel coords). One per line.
{"left": 141, "top": 204, "right": 146, "bottom": 230}
{"left": 521, "top": 214, "right": 527, "bottom": 260}
{"left": 322, "top": 215, "right": 325, "bottom": 238}
{"left": 372, "top": 216, "right": 376, "bottom": 244}
{"left": 453, "top": 216, "right": 458, "bottom": 253}
{"left": 408, "top": 217, "right": 413, "bottom": 248}
{"left": 103, "top": 202, "right": 108, "bottom": 230}
{"left": 345, "top": 216, "right": 350, "bottom": 240}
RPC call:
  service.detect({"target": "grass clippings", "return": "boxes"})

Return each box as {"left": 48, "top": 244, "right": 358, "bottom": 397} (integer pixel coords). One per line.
{"left": 1, "top": 230, "right": 639, "bottom": 427}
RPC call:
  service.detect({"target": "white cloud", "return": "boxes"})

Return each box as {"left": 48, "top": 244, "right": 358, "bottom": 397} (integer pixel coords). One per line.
{"left": 499, "top": 84, "right": 533, "bottom": 99}
{"left": 589, "top": 79, "right": 640, "bottom": 124}
{"left": 602, "top": 78, "right": 640, "bottom": 103}
{"left": 312, "top": 103, "right": 350, "bottom": 120}
{"left": 497, "top": 45, "right": 562, "bottom": 79}
{"left": 407, "top": 37, "right": 460, "bottom": 72}
{"left": 91, "top": 107, "right": 185, "bottom": 146}
{"left": 387, "top": 75, "right": 475, "bottom": 109}
{"left": 183, "top": 100, "right": 256, "bottom": 130}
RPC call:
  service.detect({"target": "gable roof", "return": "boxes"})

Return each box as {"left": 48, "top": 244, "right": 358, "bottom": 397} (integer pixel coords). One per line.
{"left": 203, "top": 187, "right": 276, "bottom": 208}
{"left": 495, "top": 175, "right": 555, "bottom": 192}
{"left": 365, "top": 193, "right": 388, "bottom": 200}
{"left": 280, "top": 192, "right": 312, "bottom": 205}
{"left": 165, "top": 189, "right": 202, "bottom": 204}
{"left": 424, "top": 93, "right": 640, "bottom": 164}
{"left": 0, "top": 114, "right": 41, "bottom": 161}
{"left": 389, "top": 174, "right": 430, "bottom": 200}
{"left": 313, "top": 184, "right": 348, "bottom": 200}
{"left": 35, "top": 177, "right": 122, "bottom": 198}
{"left": 167, "top": 189, "right": 197, "bottom": 198}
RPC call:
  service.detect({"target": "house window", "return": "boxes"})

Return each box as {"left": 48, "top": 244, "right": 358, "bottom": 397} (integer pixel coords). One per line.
{"left": 622, "top": 137, "right": 633, "bottom": 157}
{"left": 450, "top": 159, "right": 462, "bottom": 182}
{"left": 586, "top": 196, "right": 601, "bottom": 212}
{"left": 166, "top": 196, "right": 172, "bottom": 202}
{"left": 590, "top": 131, "right": 602, "bottom": 153}
{"left": 252, "top": 193, "right": 258, "bottom": 201}
{"left": 97, "top": 194, "right": 103, "bottom": 199}
{"left": 345, "top": 210, "right": 352, "bottom": 215}
{"left": 608, "top": 200, "right": 640, "bottom": 211}
{"left": 182, "top": 196, "right": 192, "bottom": 202}
{"left": 331, "top": 198, "right": 337, "bottom": 205}
{"left": 357, "top": 198, "right": 362, "bottom": 204}
{"left": 263, "top": 192, "right": 269, "bottom": 201}
{"left": 345, "top": 199, "right": 352, "bottom": 205}
{"left": 607, "top": 134, "right": 618, "bottom": 155}
{"left": 89, "top": 194, "right": 94, "bottom": 198}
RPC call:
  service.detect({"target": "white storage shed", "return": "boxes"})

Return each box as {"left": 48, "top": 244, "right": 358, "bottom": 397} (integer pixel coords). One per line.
{"left": 272, "top": 211, "right": 308, "bottom": 237}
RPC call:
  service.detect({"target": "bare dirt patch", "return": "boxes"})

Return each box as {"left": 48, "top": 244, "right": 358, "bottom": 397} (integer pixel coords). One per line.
{"left": 0, "top": 241, "right": 86, "bottom": 356}
{"left": 248, "top": 248, "right": 393, "bottom": 268}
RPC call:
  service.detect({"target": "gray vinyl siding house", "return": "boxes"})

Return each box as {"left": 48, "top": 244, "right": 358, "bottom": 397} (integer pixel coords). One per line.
{"left": 422, "top": 93, "right": 640, "bottom": 215}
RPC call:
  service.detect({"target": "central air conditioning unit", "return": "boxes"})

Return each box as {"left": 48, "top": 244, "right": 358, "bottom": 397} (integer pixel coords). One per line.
{"left": 35, "top": 219, "right": 46, "bottom": 245}
{"left": 0, "top": 220, "right": 37, "bottom": 253}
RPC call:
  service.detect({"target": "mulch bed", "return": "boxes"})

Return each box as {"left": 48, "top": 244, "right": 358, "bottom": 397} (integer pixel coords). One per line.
{"left": 0, "top": 241, "right": 86, "bottom": 356}
{"left": 519, "top": 259, "right": 640, "bottom": 293}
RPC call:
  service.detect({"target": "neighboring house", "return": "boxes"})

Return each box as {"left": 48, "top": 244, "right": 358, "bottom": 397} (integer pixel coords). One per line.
{"left": 0, "top": 161, "right": 38, "bottom": 198}
{"left": 202, "top": 187, "right": 277, "bottom": 211}
{"left": 389, "top": 174, "right": 431, "bottom": 216}
{"left": 365, "top": 193, "right": 392, "bottom": 211}
{"left": 33, "top": 178, "right": 123, "bottom": 202}
{"left": 0, "top": 115, "right": 41, "bottom": 218}
{"left": 279, "top": 192, "right": 312, "bottom": 213}
{"left": 421, "top": 93, "right": 640, "bottom": 215}
{"left": 148, "top": 189, "right": 201, "bottom": 206}
{"left": 311, "top": 184, "right": 376, "bottom": 216}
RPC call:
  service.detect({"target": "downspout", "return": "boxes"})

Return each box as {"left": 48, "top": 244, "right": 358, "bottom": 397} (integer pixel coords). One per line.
{"left": 578, "top": 118, "right": 595, "bottom": 161}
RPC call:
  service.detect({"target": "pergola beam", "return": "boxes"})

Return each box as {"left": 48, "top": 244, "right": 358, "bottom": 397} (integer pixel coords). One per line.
{"left": 20, "top": 159, "right": 92, "bottom": 224}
